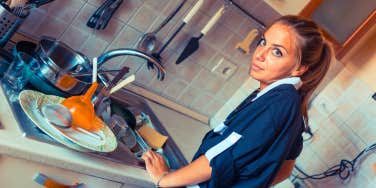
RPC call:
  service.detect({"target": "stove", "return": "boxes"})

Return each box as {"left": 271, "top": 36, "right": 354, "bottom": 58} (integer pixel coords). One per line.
{"left": 1, "top": 81, "right": 187, "bottom": 169}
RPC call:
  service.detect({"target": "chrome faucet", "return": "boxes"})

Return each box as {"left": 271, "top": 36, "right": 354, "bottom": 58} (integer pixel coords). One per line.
{"left": 96, "top": 48, "right": 166, "bottom": 87}
{"left": 93, "top": 48, "right": 165, "bottom": 121}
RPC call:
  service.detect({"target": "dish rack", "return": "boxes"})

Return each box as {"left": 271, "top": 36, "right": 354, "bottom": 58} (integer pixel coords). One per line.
{"left": 0, "top": 4, "right": 26, "bottom": 47}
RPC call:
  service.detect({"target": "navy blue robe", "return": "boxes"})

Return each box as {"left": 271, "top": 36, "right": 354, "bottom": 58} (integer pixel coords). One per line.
{"left": 192, "top": 84, "right": 304, "bottom": 188}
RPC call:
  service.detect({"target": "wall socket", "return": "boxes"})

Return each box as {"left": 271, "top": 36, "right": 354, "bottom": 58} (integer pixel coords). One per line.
{"left": 211, "top": 57, "right": 238, "bottom": 80}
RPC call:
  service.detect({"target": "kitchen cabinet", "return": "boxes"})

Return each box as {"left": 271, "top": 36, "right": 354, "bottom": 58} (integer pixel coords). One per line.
{"left": 300, "top": 0, "right": 376, "bottom": 59}
{"left": 0, "top": 155, "right": 123, "bottom": 188}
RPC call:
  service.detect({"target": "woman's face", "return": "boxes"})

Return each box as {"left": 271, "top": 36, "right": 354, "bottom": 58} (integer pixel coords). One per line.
{"left": 250, "top": 22, "right": 304, "bottom": 89}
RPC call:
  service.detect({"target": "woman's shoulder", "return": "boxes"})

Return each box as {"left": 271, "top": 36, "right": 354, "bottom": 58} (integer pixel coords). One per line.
{"left": 261, "top": 84, "right": 302, "bottom": 125}
{"left": 260, "top": 84, "right": 301, "bottom": 105}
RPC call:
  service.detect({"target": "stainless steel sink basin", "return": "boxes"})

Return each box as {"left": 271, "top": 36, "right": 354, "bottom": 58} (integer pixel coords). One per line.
{"left": 109, "top": 89, "right": 188, "bottom": 169}
{"left": 1, "top": 81, "right": 187, "bottom": 170}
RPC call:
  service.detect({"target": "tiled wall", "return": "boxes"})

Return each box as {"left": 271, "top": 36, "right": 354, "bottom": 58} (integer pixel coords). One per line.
{"left": 17, "top": 0, "right": 280, "bottom": 118}
{"left": 295, "top": 59, "right": 376, "bottom": 188}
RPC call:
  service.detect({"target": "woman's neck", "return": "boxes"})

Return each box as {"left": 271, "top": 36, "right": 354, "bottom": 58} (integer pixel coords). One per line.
{"left": 259, "top": 82, "right": 268, "bottom": 90}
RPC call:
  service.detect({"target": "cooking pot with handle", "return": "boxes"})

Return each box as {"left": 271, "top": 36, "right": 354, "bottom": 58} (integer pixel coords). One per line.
{"left": 33, "top": 36, "right": 95, "bottom": 96}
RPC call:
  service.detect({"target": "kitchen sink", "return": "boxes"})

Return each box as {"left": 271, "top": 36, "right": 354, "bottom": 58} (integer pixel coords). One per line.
{"left": 0, "top": 81, "right": 188, "bottom": 170}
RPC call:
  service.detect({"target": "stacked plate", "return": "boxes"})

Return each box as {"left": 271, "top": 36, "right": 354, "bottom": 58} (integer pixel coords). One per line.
{"left": 19, "top": 90, "right": 118, "bottom": 152}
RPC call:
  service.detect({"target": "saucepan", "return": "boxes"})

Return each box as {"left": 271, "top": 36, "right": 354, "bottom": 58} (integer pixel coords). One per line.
{"left": 8, "top": 38, "right": 101, "bottom": 97}
{"left": 34, "top": 36, "right": 94, "bottom": 96}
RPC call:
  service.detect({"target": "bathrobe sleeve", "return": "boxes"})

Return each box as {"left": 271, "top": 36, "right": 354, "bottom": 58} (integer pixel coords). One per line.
{"left": 201, "top": 87, "right": 303, "bottom": 188}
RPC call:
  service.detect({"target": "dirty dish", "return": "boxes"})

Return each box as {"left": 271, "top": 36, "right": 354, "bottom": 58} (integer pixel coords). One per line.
{"left": 19, "top": 90, "right": 118, "bottom": 152}
{"left": 18, "top": 90, "right": 90, "bottom": 152}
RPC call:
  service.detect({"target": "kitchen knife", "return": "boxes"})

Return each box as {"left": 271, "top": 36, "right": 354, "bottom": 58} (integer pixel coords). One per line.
{"left": 176, "top": 5, "right": 225, "bottom": 64}
{"left": 147, "top": 0, "right": 204, "bottom": 70}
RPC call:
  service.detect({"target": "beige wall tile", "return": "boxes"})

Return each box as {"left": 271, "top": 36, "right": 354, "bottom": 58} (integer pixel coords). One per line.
{"left": 214, "top": 80, "right": 241, "bottom": 101}
{"left": 331, "top": 68, "right": 356, "bottom": 91}
{"left": 340, "top": 123, "right": 367, "bottom": 150}
{"left": 202, "top": 23, "right": 233, "bottom": 51}
{"left": 191, "top": 92, "right": 214, "bottom": 116}
{"left": 134, "top": 63, "right": 156, "bottom": 87}
{"left": 221, "top": 6, "right": 246, "bottom": 33}
{"left": 163, "top": 78, "right": 189, "bottom": 100}
{"left": 204, "top": 99, "right": 227, "bottom": 117}
{"left": 113, "top": 0, "right": 144, "bottom": 23}
{"left": 296, "top": 146, "right": 328, "bottom": 174}
{"left": 79, "top": 35, "right": 108, "bottom": 59}
{"left": 177, "top": 85, "right": 201, "bottom": 107}
{"left": 311, "top": 93, "right": 338, "bottom": 115}
{"left": 128, "top": 4, "right": 159, "bottom": 32}
{"left": 34, "top": 16, "right": 69, "bottom": 39}
{"left": 46, "top": 0, "right": 85, "bottom": 24}
{"left": 175, "top": 58, "right": 203, "bottom": 82}
{"left": 93, "top": 18, "right": 125, "bottom": 43}
{"left": 19, "top": 9, "right": 47, "bottom": 35}
{"left": 107, "top": 25, "right": 142, "bottom": 49}
{"left": 71, "top": 3, "right": 97, "bottom": 34}
{"left": 149, "top": 72, "right": 176, "bottom": 96}
{"left": 61, "top": 26, "right": 90, "bottom": 51}
{"left": 191, "top": 69, "right": 225, "bottom": 94}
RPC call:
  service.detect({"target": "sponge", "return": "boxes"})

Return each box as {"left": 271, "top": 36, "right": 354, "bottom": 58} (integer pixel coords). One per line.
{"left": 138, "top": 125, "right": 168, "bottom": 149}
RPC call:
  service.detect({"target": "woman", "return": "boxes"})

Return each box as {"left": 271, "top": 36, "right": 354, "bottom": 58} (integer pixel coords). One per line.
{"left": 142, "top": 15, "right": 333, "bottom": 187}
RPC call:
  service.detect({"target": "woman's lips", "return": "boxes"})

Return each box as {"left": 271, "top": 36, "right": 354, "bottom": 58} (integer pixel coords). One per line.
{"left": 251, "top": 63, "right": 263, "bottom": 71}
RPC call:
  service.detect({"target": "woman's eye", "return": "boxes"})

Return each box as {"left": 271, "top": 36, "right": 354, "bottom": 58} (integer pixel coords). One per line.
{"left": 257, "top": 38, "right": 266, "bottom": 46}
{"left": 272, "top": 48, "right": 283, "bottom": 57}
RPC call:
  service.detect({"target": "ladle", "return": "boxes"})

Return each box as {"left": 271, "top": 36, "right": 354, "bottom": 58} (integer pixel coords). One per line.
{"left": 41, "top": 58, "right": 104, "bottom": 139}
{"left": 60, "top": 57, "right": 101, "bottom": 132}
{"left": 137, "top": 0, "right": 186, "bottom": 54}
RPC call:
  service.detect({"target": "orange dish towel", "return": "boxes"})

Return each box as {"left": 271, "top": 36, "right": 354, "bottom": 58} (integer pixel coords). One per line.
{"left": 137, "top": 125, "right": 168, "bottom": 149}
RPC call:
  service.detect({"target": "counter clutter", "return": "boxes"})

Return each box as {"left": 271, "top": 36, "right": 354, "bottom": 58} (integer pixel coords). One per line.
{"left": 0, "top": 78, "right": 201, "bottom": 187}
{"left": 0, "top": 40, "right": 188, "bottom": 186}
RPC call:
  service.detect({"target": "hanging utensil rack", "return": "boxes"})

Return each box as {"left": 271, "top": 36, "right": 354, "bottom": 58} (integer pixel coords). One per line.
{"left": 225, "top": 0, "right": 266, "bottom": 29}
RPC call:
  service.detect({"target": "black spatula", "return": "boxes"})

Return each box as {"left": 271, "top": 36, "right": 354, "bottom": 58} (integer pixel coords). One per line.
{"left": 147, "top": 0, "right": 204, "bottom": 71}
{"left": 176, "top": 6, "right": 224, "bottom": 64}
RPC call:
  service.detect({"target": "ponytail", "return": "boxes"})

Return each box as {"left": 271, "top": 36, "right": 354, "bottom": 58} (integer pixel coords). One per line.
{"left": 300, "top": 41, "right": 333, "bottom": 131}
{"left": 275, "top": 15, "right": 334, "bottom": 132}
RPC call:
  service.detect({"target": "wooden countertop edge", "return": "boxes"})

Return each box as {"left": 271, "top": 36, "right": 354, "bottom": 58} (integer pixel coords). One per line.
{"left": 126, "top": 84, "right": 209, "bottom": 124}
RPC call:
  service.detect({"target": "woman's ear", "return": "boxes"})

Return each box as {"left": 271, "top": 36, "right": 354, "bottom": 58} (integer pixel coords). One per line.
{"left": 291, "top": 65, "right": 308, "bottom": 77}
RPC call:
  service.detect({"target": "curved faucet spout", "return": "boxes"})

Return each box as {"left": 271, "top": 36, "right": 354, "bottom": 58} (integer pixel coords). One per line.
{"left": 97, "top": 48, "right": 166, "bottom": 83}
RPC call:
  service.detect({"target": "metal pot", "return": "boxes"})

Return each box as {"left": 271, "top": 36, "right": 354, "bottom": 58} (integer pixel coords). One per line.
{"left": 11, "top": 40, "right": 67, "bottom": 96}
{"left": 34, "top": 36, "right": 93, "bottom": 96}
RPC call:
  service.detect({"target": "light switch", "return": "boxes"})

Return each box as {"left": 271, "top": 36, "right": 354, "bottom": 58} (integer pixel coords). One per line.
{"left": 211, "top": 57, "right": 238, "bottom": 80}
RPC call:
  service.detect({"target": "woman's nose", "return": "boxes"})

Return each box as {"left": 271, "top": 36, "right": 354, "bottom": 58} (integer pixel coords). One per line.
{"left": 255, "top": 47, "right": 267, "bottom": 61}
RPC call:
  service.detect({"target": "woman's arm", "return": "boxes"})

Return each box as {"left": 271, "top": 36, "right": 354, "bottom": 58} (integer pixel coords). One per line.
{"left": 271, "top": 160, "right": 295, "bottom": 186}
{"left": 142, "top": 150, "right": 212, "bottom": 187}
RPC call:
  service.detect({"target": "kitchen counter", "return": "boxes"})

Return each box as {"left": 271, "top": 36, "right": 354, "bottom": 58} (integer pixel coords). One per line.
{"left": 0, "top": 85, "right": 210, "bottom": 186}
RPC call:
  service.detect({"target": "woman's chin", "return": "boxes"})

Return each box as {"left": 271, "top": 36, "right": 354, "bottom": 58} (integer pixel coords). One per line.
{"left": 249, "top": 69, "right": 260, "bottom": 80}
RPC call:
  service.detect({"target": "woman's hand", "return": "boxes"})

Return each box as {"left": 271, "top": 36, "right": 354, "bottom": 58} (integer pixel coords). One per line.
{"left": 141, "top": 150, "right": 170, "bottom": 184}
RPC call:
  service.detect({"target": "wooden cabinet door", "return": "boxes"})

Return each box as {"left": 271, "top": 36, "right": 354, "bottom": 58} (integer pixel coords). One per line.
{"left": 300, "top": 0, "right": 376, "bottom": 59}
{"left": 0, "top": 155, "right": 122, "bottom": 188}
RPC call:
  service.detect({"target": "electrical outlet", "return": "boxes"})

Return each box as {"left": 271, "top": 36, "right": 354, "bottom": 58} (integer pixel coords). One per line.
{"left": 211, "top": 57, "right": 238, "bottom": 80}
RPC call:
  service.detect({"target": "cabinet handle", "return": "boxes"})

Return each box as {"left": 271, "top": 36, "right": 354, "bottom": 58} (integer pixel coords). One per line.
{"left": 34, "top": 172, "right": 84, "bottom": 188}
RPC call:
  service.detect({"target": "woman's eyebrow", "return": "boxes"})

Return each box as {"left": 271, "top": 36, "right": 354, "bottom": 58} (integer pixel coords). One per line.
{"left": 262, "top": 34, "right": 289, "bottom": 54}
{"left": 272, "top": 44, "right": 289, "bottom": 54}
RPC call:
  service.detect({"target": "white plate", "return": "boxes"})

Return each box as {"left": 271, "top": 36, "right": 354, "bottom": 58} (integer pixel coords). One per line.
{"left": 19, "top": 90, "right": 118, "bottom": 152}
